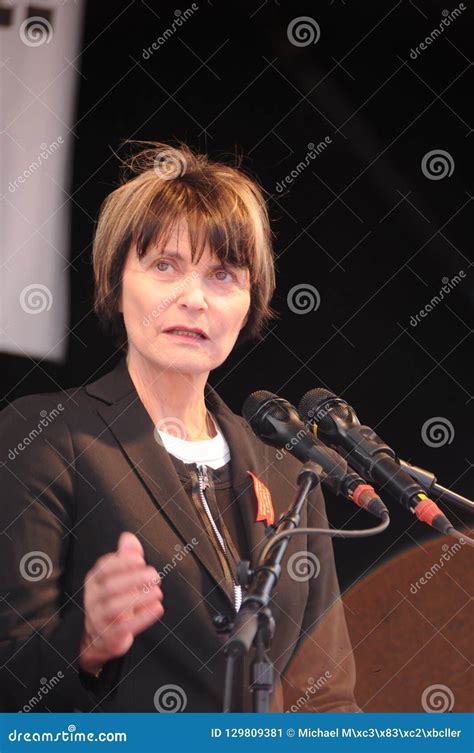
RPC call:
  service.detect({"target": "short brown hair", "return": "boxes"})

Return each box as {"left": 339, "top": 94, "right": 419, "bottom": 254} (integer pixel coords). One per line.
{"left": 92, "top": 141, "right": 278, "bottom": 352}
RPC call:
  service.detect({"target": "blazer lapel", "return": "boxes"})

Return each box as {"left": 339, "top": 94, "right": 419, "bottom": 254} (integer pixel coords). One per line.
{"left": 204, "top": 384, "right": 277, "bottom": 570}
{"left": 85, "top": 358, "right": 277, "bottom": 609}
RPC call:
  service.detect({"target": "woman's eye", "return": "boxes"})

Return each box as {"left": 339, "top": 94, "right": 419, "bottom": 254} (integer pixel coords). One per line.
{"left": 214, "top": 268, "right": 234, "bottom": 282}
{"left": 155, "top": 260, "right": 172, "bottom": 272}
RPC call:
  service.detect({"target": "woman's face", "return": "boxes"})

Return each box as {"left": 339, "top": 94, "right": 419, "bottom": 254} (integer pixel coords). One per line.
{"left": 120, "top": 223, "right": 251, "bottom": 376}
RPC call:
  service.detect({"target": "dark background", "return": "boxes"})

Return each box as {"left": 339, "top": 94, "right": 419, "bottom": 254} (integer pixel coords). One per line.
{"left": 2, "top": 0, "right": 472, "bottom": 591}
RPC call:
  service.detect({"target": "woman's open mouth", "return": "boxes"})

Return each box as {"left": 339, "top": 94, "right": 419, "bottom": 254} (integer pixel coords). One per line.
{"left": 163, "top": 328, "right": 208, "bottom": 343}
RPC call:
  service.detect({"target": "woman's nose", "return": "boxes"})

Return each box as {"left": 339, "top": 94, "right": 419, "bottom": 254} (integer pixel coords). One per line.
{"left": 176, "top": 275, "right": 208, "bottom": 310}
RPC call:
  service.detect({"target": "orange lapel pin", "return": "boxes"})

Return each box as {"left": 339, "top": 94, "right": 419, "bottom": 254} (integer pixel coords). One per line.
{"left": 247, "top": 470, "right": 275, "bottom": 526}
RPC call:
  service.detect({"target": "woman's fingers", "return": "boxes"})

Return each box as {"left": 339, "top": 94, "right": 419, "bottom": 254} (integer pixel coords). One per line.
{"left": 94, "top": 566, "right": 160, "bottom": 601}
{"left": 91, "top": 551, "right": 146, "bottom": 584}
{"left": 101, "top": 584, "right": 163, "bottom": 625}
{"left": 112, "top": 597, "right": 164, "bottom": 637}
{"left": 108, "top": 566, "right": 160, "bottom": 597}
{"left": 94, "top": 596, "right": 164, "bottom": 652}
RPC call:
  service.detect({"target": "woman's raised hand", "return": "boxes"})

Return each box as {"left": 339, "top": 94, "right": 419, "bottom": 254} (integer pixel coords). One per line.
{"left": 79, "top": 532, "right": 164, "bottom": 675}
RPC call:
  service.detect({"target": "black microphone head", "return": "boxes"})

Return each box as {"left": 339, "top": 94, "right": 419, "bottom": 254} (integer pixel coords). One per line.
{"left": 242, "top": 391, "right": 304, "bottom": 450}
{"left": 243, "top": 390, "right": 349, "bottom": 489}
{"left": 242, "top": 390, "right": 273, "bottom": 424}
{"left": 242, "top": 390, "right": 287, "bottom": 425}
{"left": 299, "top": 388, "right": 354, "bottom": 430}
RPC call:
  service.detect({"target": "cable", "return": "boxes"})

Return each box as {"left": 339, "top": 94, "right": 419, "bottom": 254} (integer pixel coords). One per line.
{"left": 258, "top": 512, "right": 390, "bottom": 565}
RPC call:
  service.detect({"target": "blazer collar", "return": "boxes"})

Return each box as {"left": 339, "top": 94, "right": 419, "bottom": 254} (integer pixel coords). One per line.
{"left": 85, "top": 357, "right": 273, "bottom": 611}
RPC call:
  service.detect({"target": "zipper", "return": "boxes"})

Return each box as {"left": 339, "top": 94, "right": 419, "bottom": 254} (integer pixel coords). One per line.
{"left": 196, "top": 463, "right": 242, "bottom": 613}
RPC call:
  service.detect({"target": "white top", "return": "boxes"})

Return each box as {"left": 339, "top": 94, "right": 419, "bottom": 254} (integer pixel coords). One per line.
{"left": 156, "top": 413, "right": 230, "bottom": 469}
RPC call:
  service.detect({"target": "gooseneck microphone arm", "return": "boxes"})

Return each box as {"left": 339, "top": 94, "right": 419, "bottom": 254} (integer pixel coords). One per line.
{"left": 399, "top": 459, "right": 474, "bottom": 514}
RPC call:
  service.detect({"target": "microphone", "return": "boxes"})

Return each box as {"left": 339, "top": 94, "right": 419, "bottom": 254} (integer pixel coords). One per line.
{"left": 298, "top": 388, "right": 456, "bottom": 536}
{"left": 242, "top": 391, "right": 388, "bottom": 520}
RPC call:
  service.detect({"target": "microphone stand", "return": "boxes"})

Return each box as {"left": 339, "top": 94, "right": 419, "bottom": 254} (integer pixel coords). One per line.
{"left": 221, "top": 460, "right": 322, "bottom": 713}
{"left": 400, "top": 459, "right": 474, "bottom": 514}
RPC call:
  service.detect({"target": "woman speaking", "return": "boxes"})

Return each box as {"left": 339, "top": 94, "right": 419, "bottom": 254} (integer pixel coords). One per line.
{"left": 0, "top": 142, "right": 359, "bottom": 713}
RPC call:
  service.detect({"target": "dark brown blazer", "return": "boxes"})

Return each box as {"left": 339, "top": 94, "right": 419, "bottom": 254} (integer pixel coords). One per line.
{"left": 0, "top": 357, "right": 359, "bottom": 713}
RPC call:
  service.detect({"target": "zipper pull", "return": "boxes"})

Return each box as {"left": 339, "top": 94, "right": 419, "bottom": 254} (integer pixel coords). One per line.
{"left": 197, "top": 463, "right": 210, "bottom": 490}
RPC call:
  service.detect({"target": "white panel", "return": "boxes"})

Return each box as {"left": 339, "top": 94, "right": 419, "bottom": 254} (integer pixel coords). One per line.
{"left": 0, "top": 0, "right": 86, "bottom": 362}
